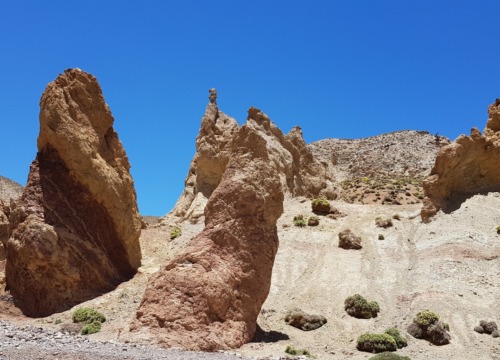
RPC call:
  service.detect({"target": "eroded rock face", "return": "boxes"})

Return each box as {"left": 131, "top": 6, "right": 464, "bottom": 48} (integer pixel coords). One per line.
{"left": 171, "top": 89, "right": 239, "bottom": 221}
{"left": 130, "top": 108, "right": 284, "bottom": 351}
{"left": 6, "top": 69, "right": 141, "bottom": 317}
{"left": 421, "top": 100, "right": 500, "bottom": 221}
{"left": 170, "top": 92, "right": 334, "bottom": 223}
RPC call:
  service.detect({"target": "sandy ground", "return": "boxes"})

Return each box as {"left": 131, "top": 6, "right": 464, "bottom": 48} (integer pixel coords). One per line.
{"left": 1, "top": 194, "right": 499, "bottom": 359}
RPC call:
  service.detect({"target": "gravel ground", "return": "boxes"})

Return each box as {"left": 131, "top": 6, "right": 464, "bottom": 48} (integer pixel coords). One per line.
{"left": 0, "top": 320, "right": 286, "bottom": 360}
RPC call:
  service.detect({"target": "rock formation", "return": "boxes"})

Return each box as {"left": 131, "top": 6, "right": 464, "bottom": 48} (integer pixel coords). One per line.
{"left": 130, "top": 108, "right": 284, "bottom": 351}
{"left": 6, "top": 68, "right": 142, "bottom": 317}
{"left": 421, "top": 100, "right": 500, "bottom": 221}
{"left": 0, "top": 201, "right": 9, "bottom": 261}
{"left": 171, "top": 89, "right": 239, "bottom": 221}
{"left": 170, "top": 90, "right": 334, "bottom": 222}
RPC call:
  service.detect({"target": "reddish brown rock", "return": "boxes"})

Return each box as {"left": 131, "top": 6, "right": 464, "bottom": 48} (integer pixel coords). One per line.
{"left": 421, "top": 100, "right": 500, "bottom": 221}
{"left": 130, "top": 108, "right": 284, "bottom": 351}
{"left": 6, "top": 69, "right": 141, "bottom": 317}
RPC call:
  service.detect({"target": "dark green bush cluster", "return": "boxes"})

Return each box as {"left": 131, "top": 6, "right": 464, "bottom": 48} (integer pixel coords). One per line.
{"left": 285, "top": 345, "right": 311, "bottom": 357}
{"left": 345, "top": 294, "right": 380, "bottom": 319}
{"left": 357, "top": 327, "right": 408, "bottom": 354}
{"left": 357, "top": 333, "right": 396, "bottom": 353}
{"left": 369, "top": 353, "right": 411, "bottom": 360}
{"left": 407, "top": 310, "right": 450, "bottom": 345}
{"left": 384, "top": 328, "right": 408, "bottom": 349}
{"left": 72, "top": 307, "right": 106, "bottom": 335}
{"left": 311, "top": 198, "right": 330, "bottom": 213}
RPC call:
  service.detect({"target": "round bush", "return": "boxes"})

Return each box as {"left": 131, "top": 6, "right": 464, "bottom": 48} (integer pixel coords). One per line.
{"left": 357, "top": 333, "right": 397, "bottom": 353}
{"left": 72, "top": 307, "right": 106, "bottom": 324}
{"left": 345, "top": 294, "right": 380, "bottom": 319}
{"left": 384, "top": 327, "right": 408, "bottom": 349}
{"left": 80, "top": 321, "right": 102, "bottom": 335}
{"left": 413, "top": 310, "right": 438, "bottom": 327}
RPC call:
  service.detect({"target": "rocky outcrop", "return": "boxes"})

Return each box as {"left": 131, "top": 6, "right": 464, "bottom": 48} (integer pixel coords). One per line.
{"left": 421, "top": 100, "right": 500, "bottom": 221}
{"left": 6, "top": 68, "right": 142, "bottom": 317}
{"left": 169, "top": 91, "right": 334, "bottom": 222}
{"left": 284, "top": 308, "right": 327, "bottom": 331}
{"left": 0, "top": 201, "right": 9, "bottom": 261}
{"left": 171, "top": 89, "right": 239, "bottom": 221}
{"left": 130, "top": 108, "right": 284, "bottom": 351}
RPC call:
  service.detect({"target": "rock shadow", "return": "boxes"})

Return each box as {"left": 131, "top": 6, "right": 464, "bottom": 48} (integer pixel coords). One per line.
{"left": 252, "top": 325, "right": 289, "bottom": 343}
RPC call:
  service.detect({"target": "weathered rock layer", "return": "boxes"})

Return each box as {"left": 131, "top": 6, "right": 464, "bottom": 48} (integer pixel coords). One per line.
{"left": 422, "top": 100, "right": 500, "bottom": 221}
{"left": 130, "top": 108, "right": 285, "bottom": 351}
{"left": 6, "top": 69, "right": 141, "bottom": 316}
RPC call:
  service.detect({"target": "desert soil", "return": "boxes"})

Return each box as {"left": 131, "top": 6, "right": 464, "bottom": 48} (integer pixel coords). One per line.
{"left": 1, "top": 194, "right": 500, "bottom": 359}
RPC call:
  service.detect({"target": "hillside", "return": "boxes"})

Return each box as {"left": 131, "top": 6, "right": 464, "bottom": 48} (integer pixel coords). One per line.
{"left": 0, "top": 176, "right": 23, "bottom": 203}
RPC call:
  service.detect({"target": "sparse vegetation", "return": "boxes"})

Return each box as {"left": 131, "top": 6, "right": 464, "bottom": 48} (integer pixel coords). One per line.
{"left": 344, "top": 294, "right": 379, "bottom": 319}
{"left": 54, "top": 319, "right": 62, "bottom": 325}
{"left": 285, "top": 345, "right": 312, "bottom": 357}
{"left": 72, "top": 307, "right": 106, "bottom": 335}
{"left": 407, "top": 310, "right": 450, "bottom": 345}
{"left": 496, "top": 225, "right": 500, "bottom": 234}
{"left": 80, "top": 321, "right": 102, "bottom": 335}
{"left": 378, "top": 234, "right": 385, "bottom": 240}
{"left": 384, "top": 327, "right": 408, "bottom": 349}
{"left": 311, "top": 198, "right": 330, "bottom": 213}
{"left": 392, "top": 214, "right": 401, "bottom": 220}
{"left": 293, "top": 215, "right": 307, "bottom": 227}
{"left": 170, "top": 226, "right": 182, "bottom": 240}
{"left": 369, "top": 353, "right": 411, "bottom": 360}
{"left": 72, "top": 307, "right": 106, "bottom": 324}
{"left": 356, "top": 333, "right": 397, "bottom": 353}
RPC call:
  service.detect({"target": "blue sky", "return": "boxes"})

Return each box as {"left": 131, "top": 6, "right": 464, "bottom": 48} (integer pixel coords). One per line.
{"left": 1, "top": 1, "right": 499, "bottom": 215}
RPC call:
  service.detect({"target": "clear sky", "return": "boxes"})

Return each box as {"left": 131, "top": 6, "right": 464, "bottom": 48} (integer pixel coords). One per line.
{"left": 1, "top": 1, "right": 499, "bottom": 215}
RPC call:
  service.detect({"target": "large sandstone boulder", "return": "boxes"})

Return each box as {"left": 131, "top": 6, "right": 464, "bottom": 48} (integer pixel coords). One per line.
{"left": 6, "top": 68, "right": 142, "bottom": 317}
{"left": 130, "top": 108, "right": 284, "bottom": 351}
{"left": 169, "top": 90, "right": 334, "bottom": 222}
{"left": 421, "top": 100, "right": 500, "bottom": 221}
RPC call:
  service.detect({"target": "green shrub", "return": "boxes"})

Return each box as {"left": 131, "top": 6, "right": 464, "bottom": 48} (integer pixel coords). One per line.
{"left": 311, "top": 198, "right": 331, "bottom": 213}
{"left": 369, "top": 353, "right": 411, "bottom": 360}
{"left": 392, "top": 214, "right": 401, "bottom": 220}
{"left": 293, "top": 215, "right": 307, "bottom": 227}
{"left": 285, "top": 345, "right": 311, "bottom": 357}
{"left": 170, "top": 226, "right": 182, "bottom": 240}
{"left": 344, "top": 294, "right": 380, "bottom": 319}
{"left": 496, "top": 225, "right": 500, "bottom": 234}
{"left": 80, "top": 321, "right": 102, "bottom": 335}
{"left": 384, "top": 327, "right": 408, "bottom": 349}
{"left": 357, "top": 333, "right": 397, "bottom": 353}
{"left": 54, "top": 319, "right": 62, "bottom": 325}
{"left": 72, "top": 308, "right": 106, "bottom": 324}
{"left": 378, "top": 234, "right": 385, "bottom": 240}
{"left": 413, "top": 310, "right": 439, "bottom": 327}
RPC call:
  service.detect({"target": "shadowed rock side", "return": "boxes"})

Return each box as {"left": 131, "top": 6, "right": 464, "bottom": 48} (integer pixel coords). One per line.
{"left": 170, "top": 90, "right": 334, "bottom": 222}
{"left": 421, "top": 100, "right": 500, "bottom": 221}
{"left": 6, "top": 69, "right": 142, "bottom": 317}
{"left": 130, "top": 109, "right": 284, "bottom": 351}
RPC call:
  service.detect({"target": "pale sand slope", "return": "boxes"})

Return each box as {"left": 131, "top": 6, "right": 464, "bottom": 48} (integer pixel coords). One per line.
{"left": 2, "top": 194, "right": 499, "bottom": 360}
